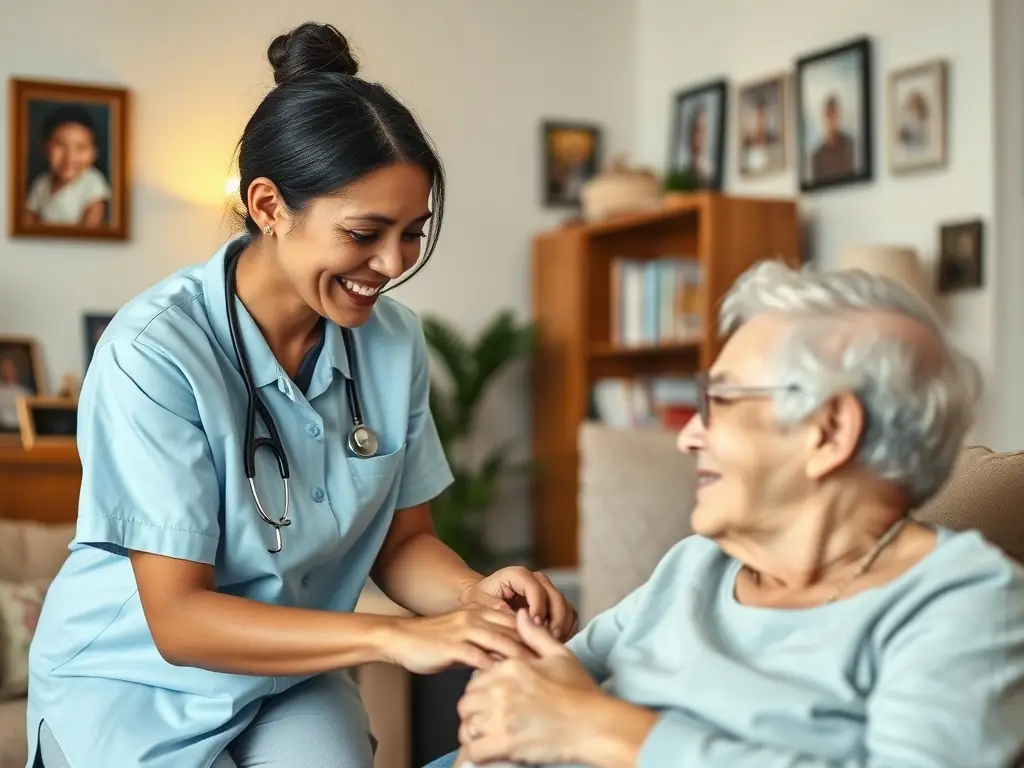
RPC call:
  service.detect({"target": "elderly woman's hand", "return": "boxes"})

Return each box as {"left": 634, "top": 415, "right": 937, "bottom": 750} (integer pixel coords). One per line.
{"left": 455, "top": 609, "right": 603, "bottom": 765}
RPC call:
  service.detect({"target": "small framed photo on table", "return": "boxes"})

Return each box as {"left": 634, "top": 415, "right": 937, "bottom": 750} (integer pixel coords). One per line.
{"left": 887, "top": 59, "right": 948, "bottom": 174}
{"left": 0, "top": 335, "right": 45, "bottom": 444}
{"left": 8, "top": 77, "right": 130, "bottom": 241}
{"left": 796, "top": 37, "right": 873, "bottom": 192}
{"left": 16, "top": 396, "right": 78, "bottom": 450}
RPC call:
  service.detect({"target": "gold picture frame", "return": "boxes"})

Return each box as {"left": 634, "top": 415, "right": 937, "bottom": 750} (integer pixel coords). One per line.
{"left": 16, "top": 396, "right": 78, "bottom": 450}
{"left": 0, "top": 334, "right": 46, "bottom": 445}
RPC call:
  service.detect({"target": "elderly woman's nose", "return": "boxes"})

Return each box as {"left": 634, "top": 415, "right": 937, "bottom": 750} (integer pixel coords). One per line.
{"left": 677, "top": 414, "right": 707, "bottom": 452}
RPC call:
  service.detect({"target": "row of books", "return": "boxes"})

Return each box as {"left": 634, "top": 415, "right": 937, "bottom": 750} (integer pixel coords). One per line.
{"left": 610, "top": 256, "right": 703, "bottom": 347}
{"left": 590, "top": 376, "right": 699, "bottom": 431}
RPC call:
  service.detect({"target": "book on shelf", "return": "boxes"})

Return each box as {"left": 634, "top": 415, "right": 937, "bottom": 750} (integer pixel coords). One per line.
{"left": 590, "top": 376, "right": 698, "bottom": 431}
{"left": 610, "top": 256, "right": 702, "bottom": 347}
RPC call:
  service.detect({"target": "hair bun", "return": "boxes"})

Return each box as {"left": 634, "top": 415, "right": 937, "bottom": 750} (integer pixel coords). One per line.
{"left": 267, "top": 22, "right": 359, "bottom": 85}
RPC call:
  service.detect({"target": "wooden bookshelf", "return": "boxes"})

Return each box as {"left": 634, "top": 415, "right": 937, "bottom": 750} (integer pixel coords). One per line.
{"left": 530, "top": 192, "right": 801, "bottom": 568}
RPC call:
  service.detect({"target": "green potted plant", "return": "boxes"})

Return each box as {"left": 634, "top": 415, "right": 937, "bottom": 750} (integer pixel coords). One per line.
{"left": 421, "top": 309, "right": 539, "bottom": 571}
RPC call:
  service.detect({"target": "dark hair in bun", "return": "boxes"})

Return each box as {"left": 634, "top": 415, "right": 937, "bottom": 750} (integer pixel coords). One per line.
{"left": 267, "top": 22, "right": 359, "bottom": 84}
{"left": 233, "top": 22, "right": 445, "bottom": 281}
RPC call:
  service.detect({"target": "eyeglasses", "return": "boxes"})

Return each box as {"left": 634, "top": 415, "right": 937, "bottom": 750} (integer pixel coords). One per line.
{"left": 695, "top": 372, "right": 800, "bottom": 427}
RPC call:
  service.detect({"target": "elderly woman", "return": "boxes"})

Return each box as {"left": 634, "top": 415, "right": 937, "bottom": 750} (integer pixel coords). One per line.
{"left": 430, "top": 260, "right": 1024, "bottom": 768}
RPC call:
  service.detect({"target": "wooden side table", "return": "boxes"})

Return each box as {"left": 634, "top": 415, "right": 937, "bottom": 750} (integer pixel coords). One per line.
{"left": 0, "top": 444, "right": 81, "bottom": 524}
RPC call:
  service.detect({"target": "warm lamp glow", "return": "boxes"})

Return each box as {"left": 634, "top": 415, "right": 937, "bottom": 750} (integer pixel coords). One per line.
{"left": 224, "top": 176, "right": 240, "bottom": 197}
{"left": 837, "top": 245, "right": 932, "bottom": 304}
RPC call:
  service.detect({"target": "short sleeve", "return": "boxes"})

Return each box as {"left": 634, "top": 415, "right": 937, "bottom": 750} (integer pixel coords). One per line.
{"left": 25, "top": 174, "right": 48, "bottom": 212}
{"left": 80, "top": 167, "right": 112, "bottom": 204}
{"left": 74, "top": 339, "right": 221, "bottom": 564}
{"left": 395, "top": 319, "right": 454, "bottom": 510}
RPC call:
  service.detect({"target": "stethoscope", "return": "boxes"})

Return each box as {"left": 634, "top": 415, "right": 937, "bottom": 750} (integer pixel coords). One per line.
{"left": 225, "top": 247, "right": 380, "bottom": 554}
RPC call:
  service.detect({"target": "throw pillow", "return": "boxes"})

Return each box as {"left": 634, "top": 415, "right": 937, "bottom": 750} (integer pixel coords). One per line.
{"left": 0, "top": 577, "right": 50, "bottom": 699}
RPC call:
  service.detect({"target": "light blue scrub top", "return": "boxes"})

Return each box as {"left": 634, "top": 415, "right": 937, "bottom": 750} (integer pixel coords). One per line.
{"left": 26, "top": 237, "right": 454, "bottom": 767}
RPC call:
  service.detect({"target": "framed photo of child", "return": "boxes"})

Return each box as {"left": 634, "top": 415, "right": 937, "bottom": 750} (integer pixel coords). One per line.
{"left": 8, "top": 77, "right": 130, "bottom": 241}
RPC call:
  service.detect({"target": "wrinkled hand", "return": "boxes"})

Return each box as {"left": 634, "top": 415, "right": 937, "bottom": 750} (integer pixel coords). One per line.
{"left": 461, "top": 566, "right": 579, "bottom": 641}
{"left": 384, "top": 606, "right": 536, "bottom": 675}
{"left": 456, "top": 609, "right": 602, "bottom": 766}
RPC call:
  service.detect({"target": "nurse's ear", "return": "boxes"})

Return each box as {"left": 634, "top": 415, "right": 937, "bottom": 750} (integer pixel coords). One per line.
{"left": 245, "top": 176, "right": 291, "bottom": 236}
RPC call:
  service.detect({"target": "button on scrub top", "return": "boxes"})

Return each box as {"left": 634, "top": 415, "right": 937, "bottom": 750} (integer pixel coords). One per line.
{"left": 26, "top": 237, "right": 454, "bottom": 768}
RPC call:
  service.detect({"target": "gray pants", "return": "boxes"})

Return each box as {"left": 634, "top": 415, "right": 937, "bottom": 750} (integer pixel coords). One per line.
{"left": 37, "top": 673, "right": 376, "bottom": 767}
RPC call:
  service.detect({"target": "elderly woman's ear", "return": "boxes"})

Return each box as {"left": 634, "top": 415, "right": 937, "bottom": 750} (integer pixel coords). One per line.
{"left": 805, "top": 391, "right": 865, "bottom": 481}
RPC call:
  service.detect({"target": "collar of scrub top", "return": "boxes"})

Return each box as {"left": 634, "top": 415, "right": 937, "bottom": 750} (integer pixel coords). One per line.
{"left": 203, "top": 237, "right": 352, "bottom": 400}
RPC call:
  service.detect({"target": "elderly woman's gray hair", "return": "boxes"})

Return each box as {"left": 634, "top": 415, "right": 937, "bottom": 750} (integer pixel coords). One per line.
{"left": 719, "top": 260, "right": 982, "bottom": 507}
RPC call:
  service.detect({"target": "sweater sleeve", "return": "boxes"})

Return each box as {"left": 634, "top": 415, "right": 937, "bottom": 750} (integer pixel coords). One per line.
{"left": 638, "top": 566, "right": 1024, "bottom": 768}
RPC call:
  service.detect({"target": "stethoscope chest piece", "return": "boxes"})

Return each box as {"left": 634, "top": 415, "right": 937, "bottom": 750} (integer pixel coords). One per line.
{"left": 348, "top": 425, "right": 379, "bottom": 458}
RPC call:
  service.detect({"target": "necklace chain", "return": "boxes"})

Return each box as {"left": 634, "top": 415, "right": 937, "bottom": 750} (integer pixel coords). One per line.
{"left": 826, "top": 516, "right": 909, "bottom": 603}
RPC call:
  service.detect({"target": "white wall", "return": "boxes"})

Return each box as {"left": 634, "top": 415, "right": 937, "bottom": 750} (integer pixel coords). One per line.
{"left": 635, "top": 0, "right": 1005, "bottom": 445}
{"left": 0, "top": 0, "right": 636, "bottom": 552}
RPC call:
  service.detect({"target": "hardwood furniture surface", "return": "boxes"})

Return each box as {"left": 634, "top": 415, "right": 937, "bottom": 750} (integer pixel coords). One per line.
{"left": 530, "top": 192, "right": 801, "bottom": 568}
{"left": 0, "top": 444, "right": 81, "bottom": 525}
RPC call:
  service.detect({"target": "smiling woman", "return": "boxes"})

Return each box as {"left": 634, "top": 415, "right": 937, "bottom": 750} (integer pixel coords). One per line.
{"left": 26, "top": 20, "right": 576, "bottom": 768}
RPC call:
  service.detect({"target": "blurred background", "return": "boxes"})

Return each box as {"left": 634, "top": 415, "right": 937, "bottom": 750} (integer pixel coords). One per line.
{"left": 1, "top": 1, "right": 1022, "bottom": 763}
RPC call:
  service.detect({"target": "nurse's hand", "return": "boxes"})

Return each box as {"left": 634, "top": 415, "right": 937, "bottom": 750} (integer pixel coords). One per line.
{"left": 384, "top": 606, "right": 537, "bottom": 675}
{"left": 460, "top": 567, "right": 578, "bottom": 642}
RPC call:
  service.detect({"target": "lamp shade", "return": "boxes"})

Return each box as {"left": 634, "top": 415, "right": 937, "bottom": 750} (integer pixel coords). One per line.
{"left": 836, "top": 245, "right": 932, "bottom": 303}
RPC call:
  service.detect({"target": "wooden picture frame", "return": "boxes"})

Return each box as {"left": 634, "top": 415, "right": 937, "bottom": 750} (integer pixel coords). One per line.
{"left": 938, "top": 219, "right": 983, "bottom": 293}
{"left": 737, "top": 72, "right": 789, "bottom": 178}
{"left": 8, "top": 77, "right": 130, "bottom": 241}
{"left": 542, "top": 121, "right": 602, "bottom": 208}
{"left": 0, "top": 335, "right": 46, "bottom": 445}
{"left": 17, "top": 396, "right": 78, "bottom": 450}
{"left": 669, "top": 78, "right": 728, "bottom": 191}
{"left": 887, "top": 59, "right": 948, "bottom": 174}
{"left": 796, "top": 37, "right": 873, "bottom": 192}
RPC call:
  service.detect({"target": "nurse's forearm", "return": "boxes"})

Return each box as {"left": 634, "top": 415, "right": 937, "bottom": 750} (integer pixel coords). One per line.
{"left": 152, "top": 589, "right": 401, "bottom": 675}
{"left": 373, "top": 531, "right": 483, "bottom": 616}
{"left": 372, "top": 503, "right": 483, "bottom": 616}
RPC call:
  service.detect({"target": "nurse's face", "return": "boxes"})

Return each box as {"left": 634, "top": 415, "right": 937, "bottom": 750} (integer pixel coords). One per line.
{"left": 276, "top": 162, "right": 433, "bottom": 328}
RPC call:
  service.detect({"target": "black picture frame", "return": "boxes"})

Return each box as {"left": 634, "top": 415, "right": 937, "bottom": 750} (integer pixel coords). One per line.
{"left": 83, "top": 312, "right": 115, "bottom": 371}
{"left": 795, "top": 37, "right": 873, "bottom": 192}
{"left": 668, "top": 79, "right": 728, "bottom": 191}
{"left": 541, "top": 121, "right": 602, "bottom": 208}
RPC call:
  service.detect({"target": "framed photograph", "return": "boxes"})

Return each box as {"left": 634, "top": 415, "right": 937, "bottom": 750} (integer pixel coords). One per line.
{"left": 0, "top": 336, "right": 45, "bottom": 443}
{"left": 938, "top": 219, "right": 983, "bottom": 293}
{"left": 83, "top": 312, "right": 115, "bottom": 371}
{"left": 8, "top": 77, "right": 130, "bottom": 240}
{"left": 796, "top": 37, "right": 873, "bottom": 192}
{"left": 888, "top": 59, "right": 948, "bottom": 174}
{"left": 16, "top": 396, "right": 78, "bottom": 450}
{"left": 542, "top": 121, "right": 601, "bottom": 207}
{"left": 669, "top": 79, "right": 728, "bottom": 190}
{"left": 737, "top": 73, "right": 788, "bottom": 178}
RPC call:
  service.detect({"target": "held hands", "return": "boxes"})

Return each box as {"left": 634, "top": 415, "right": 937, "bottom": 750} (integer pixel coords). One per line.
{"left": 460, "top": 566, "right": 579, "bottom": 642}
{"left": 456, "top": 609, "right": 601, "bottom": 766}
{"left": 384, "top": 606, "right": 536, "bottom": 675}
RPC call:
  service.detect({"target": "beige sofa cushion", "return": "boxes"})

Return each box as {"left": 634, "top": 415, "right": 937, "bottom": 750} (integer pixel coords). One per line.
{"left": 0, "top": 522, "right": 75, "bottom": 584}
{"left": 0, "top": 699, "right": 27, "bottom": 768}
{"left": 915, "top": 445, "right": 1024, "bottom": 563}
{"left": 577, "top": 423, "right": 696, "bottom": 622}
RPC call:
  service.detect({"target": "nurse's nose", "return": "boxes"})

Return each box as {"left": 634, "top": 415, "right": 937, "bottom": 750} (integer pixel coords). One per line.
{"left": 371, "top": 240, "right": 406, "bottom": 280}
